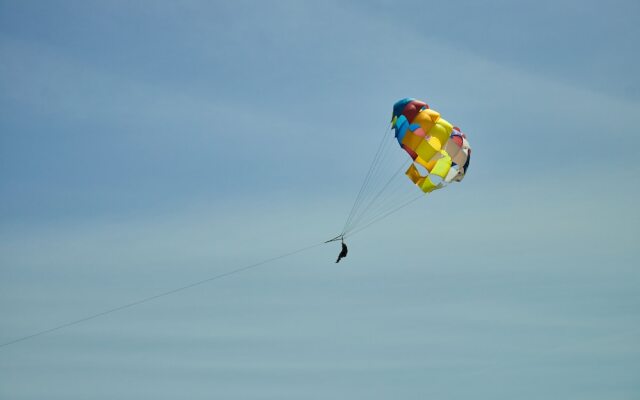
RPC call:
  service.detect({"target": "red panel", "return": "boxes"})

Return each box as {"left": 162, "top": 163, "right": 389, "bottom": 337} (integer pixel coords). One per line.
{"left": 401, "top": 100, "right": 427, "bottom": 123}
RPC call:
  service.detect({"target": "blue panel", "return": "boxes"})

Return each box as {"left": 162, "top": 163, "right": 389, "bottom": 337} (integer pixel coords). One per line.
{"left": 394, "top": 115, "right": 408, "bottom": 129}
{"left": 395, "top": 118, "right": 409, "bottom": 145}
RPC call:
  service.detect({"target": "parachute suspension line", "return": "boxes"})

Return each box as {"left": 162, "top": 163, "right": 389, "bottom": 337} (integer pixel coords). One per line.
{"left": 344, "top": 130, "right": 411, "bottom": 236}
{"left": 342, "top": 131, "right": 387, "bottom": 233}
{"left": 345, "top": 180, "right": 416, "bottom": 236}
{"left": 348, "top": 134, "right": 398, "bottom": 227}
{"left": 344, "top": 152, "right": 391, "bottom": 233}
{"left": 341, "top": 125, "right": 392, "bottom": 235}
{"left": 345, "top": 193, "right": 424, "bottom": 238}
{"left": 343, "top": 158, "right": 410, "bottom": 234}
{"left": 347, "top": 158, "right": 410, "bottom": 229}
{"left": 0, "top": 241, "right": 325, "bottom": 350}
{"left": 324, "top": 234, "right": 344, "bottom": 243}
{"left": 362, "top": 161, "right": 422, "bottom": 223}
{"left": 346, "top": 190, "right": 417, "bottom": 236}
{"left": 338, "top": 120, "right": 427, "bottom": 239}
{"left": 341, "top": 125, "right": 393, "bottom": 235}
{"left": 344, "top": 186, "right": 419, "bottom": 237}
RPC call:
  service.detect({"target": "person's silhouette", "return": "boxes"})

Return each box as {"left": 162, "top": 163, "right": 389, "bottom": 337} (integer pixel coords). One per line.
{"left": 336, "top": 240, "right": 348, "bottom": 263}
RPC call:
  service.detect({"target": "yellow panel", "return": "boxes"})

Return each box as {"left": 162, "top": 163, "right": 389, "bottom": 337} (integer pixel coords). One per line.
{"left": 401, "top": 129, "right": 424, "bottom": 151}
{"left": 427, "top": 123, "right": 450, "bottom": 147}
{"left": 427, "top": 135, "right": 441, "bottom": 149}
{"left": 438, "top": 117, "right": 453, "bottom": 131}
{"left": 405, "top": 164, "right": 424, "bottom": 186}
{"left": 424, "top": 159, "right": 436, "bottom": 172}
{"left": 424, "top": 150, "right": 445, "bottom": 172}
{"left": 422, "top": 108, "right": 440, "bottom": 122}
{"left": 419, "top": 176, "right": 438, "bottom": 193}
{"left": 415, "top": 138, "right": 439, "bottom": 162}
{"left": 430, "top": 150, "right": 452, "bottom": 179}
{"left": 411, "top": 111, "right": 435, "bottom": 133}
{"left": 414, "top": 156, "right": 429, "bottom": 169}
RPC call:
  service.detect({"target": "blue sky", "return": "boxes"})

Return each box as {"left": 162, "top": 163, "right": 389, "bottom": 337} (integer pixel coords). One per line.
{"left": 1, "top": 1, "right": 639, "bottom": 399}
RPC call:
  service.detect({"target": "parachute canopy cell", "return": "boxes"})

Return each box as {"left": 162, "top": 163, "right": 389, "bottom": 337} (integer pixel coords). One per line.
{"left": 391, "top": 98, "right": 471, "bottom": 193}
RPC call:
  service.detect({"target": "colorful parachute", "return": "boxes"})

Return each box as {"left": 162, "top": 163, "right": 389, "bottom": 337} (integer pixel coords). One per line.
{"left": 392, "top": 98, "right": 471, "bottom": 193}
{"left": 338, "top": 98, "right": 472, "bottom": 237}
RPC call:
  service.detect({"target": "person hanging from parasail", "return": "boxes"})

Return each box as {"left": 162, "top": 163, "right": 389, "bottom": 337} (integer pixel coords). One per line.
{"left": 336, "top": 239, "right": 348, "bottom": 263}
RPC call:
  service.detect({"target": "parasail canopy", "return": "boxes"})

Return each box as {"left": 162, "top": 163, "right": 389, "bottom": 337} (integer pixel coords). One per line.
{"left": 391, "top": 98, "right": 471, "bottom": 193}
